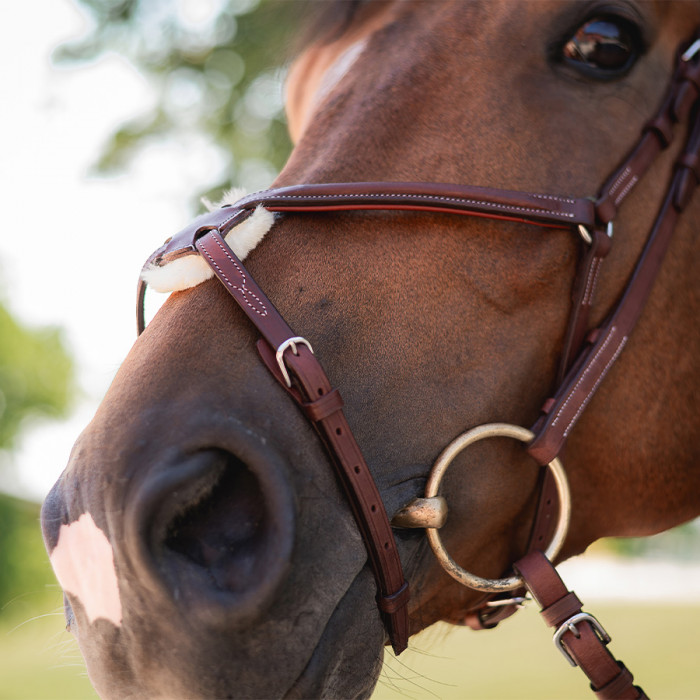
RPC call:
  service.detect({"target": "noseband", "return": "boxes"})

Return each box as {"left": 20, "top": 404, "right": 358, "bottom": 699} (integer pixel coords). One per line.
{"left": 137, "top": 34, "right": 700, "bottom": 698}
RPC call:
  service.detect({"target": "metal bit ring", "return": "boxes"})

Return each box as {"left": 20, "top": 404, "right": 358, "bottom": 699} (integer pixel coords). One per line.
{"left": 425, "top": 423, "right": 571, "bottom": 592}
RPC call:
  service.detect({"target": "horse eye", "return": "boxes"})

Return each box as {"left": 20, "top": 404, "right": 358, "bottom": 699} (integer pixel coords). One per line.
{"left": 562, "top": 16, "right": 641, "bottom": 75}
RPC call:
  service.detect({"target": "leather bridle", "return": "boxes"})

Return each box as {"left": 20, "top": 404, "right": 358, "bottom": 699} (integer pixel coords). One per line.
{"left": 136, "top": 33, "right": 700, "bottom": 699}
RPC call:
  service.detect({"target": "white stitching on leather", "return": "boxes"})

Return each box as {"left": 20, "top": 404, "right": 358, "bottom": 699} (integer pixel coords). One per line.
{"left": 532, "top": 193, "right": 576, "bottom": 205}
{"left": 582, "top": 257, "right": 602, "bottom": 306}
{"left": 614, "top": 175, "right": 639, "bottom": 205}
{"left": 608, "top": 166, "right": 631, "bottom": 196}
{"left": 550, "top": 328, "right": 620, "bottom": 431}
{"left": 562, "top": 336, "right": 627, "bottom": 438}
{"left": 198, "top": 236, "right": 268, "bottom": 317}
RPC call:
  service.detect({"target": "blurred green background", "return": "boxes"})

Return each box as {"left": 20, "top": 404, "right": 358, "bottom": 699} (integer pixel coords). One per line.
{"left": 1, "top": 1, "right": 699, "bottom": 698}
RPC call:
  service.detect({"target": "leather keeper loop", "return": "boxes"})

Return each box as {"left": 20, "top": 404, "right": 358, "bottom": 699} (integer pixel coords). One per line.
{"left": 541, "top": 591, "right": 583, "bottom": 628}
{"left": 377, "top": 580, "right": 410, "bottom": 614}
{"left": 677, "top": 151, "right": 700, "bottom": 179}
{"left": 593, "top": 662, "right": 639, "bottom": 700}
{"left": 644, "top": 113, "right": 674, "bottom": 148}
{"left": 540, "top": 397, "right": 557, "bottom": 416}
{"left": 673, "top": 81, "right": 699, "bottom": 123}
{"left": 302, "top": 388, "right": 344, "bottom": 422}
{"left": 594, "top": 197, "right": 617, "bottom": 225}
{"left": 673, "top": 170, "right": 697, "bottom": 211}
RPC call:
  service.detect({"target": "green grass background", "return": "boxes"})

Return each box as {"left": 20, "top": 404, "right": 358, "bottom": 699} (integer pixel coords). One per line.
{"left": 0, "top": 598, "right": 698, "bottom": 699}
{"left": 375, "top": 605, "right": 700, "bottom": 700}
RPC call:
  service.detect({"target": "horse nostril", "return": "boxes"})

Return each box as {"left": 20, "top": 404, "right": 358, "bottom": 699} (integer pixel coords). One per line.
{"left": 135, "top": 446, "right": 295, "bottom": 624}
{"left": 164, "top": 452, "right": 269, "bottom": 593}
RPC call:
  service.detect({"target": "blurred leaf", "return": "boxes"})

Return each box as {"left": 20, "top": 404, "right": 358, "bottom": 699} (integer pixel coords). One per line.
{"left": 0, "top": 278, "right": 73, "bottom": 619}
{"left": 0, "top": 303, "right": 74, "bottom": 451}
{"left": 58, "top": 0, "right": 312, "bottom": 198}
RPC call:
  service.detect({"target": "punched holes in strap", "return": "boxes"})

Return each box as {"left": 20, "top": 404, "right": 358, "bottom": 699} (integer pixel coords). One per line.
{"left": 258, "top": 341, "right": 410, "bottom": 654}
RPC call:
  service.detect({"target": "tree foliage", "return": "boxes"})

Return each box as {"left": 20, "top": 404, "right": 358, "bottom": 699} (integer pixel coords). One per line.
{"left": 58, "top": 0, "right": 311, "bottom": 201}
{"left": 0, "top": 302, "right": 73, "bottom": 452}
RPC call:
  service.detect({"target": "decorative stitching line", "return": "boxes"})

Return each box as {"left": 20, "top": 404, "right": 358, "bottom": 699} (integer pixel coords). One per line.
{"left": 532, "top": 193, "right": 576, "bottom": 205}
{"left": 258, "top": 193, "right": 577, "bottom": 219}
{"left": 562, "top": 336, "right": 627, "bottom": 438}
{"left": 550, "top": 328, "right": 618, "bottom": 431}
{"left": 614, "top": 175, "right": 639, "bottom": 205}
{"left": 208, "top": 208, "right": 251, "bottom": 237}
{"left": 198, "top": 236, "right": 268, "bottom": 317}
{"left": 608, "top": 166, "right": 631, "bottom": 196}
{"left": 582, "top": 258, "right": 602, "bottom": 306}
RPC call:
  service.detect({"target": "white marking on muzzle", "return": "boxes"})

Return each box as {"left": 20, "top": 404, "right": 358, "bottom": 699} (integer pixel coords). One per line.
{"left": 140, "top": 188, "right": 275, "bottom": 293}
{"left": 50, "top": 512, "right": 123, "bottom": 627}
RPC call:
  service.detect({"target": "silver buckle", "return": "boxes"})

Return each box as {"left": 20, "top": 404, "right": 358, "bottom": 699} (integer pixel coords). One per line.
{"left": 553, "top": 612, "right": 611, "bottom": 667}
{"left": 276, "top": 337, "right": 314, "bottom": 387}
{"left": 578, "top": 222, "right": 613, "bottom": 245}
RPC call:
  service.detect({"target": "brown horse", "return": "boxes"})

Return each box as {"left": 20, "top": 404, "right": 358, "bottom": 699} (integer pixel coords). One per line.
{"left": 41, "top": 1, "right": 700, "bottom": 698}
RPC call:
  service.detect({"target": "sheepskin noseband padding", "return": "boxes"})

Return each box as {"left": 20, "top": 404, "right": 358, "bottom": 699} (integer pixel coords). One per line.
{"left": 141, "top": 189, "right": 275, "bottom": 293}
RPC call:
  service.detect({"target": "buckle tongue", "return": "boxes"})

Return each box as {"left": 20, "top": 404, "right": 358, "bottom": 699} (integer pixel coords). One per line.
{"left": 276, "top": 337, "right": 314, "bottom": 387}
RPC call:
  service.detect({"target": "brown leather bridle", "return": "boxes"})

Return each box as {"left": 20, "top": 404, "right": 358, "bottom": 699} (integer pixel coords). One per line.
{"left": 136, "top": 33, "right": 700, "bottom": 699}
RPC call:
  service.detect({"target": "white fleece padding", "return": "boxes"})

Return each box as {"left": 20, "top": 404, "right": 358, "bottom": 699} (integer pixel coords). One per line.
{"left": 141, "top": 188, "right": 275, "bottom": 293}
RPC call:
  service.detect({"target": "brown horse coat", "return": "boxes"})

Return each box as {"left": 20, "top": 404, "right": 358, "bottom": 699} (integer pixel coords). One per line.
{"left": 42, "top": 2, "right": 700, "bottom": 697}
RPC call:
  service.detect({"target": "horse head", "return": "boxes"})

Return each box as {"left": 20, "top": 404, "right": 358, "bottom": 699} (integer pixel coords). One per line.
{"left": 42, "top": 2, "right": 700, "bottom": 697}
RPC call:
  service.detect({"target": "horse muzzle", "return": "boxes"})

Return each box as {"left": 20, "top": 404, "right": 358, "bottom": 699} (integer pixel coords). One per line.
{"left": 125, "top": 442, "right": 296, "bottom": 627}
